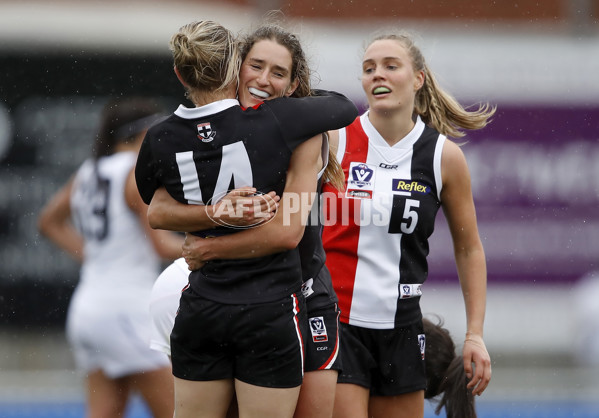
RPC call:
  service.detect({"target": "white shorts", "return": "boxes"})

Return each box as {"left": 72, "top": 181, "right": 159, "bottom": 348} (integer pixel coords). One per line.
{"left": 66, "top": 285, "right": 170, "bottom": 378}
{"left": 148, "top": 258, "right": 190, "bottom": 356}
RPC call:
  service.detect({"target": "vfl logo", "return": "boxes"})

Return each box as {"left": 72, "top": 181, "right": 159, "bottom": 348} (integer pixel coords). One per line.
{"left": 400, "top": 284, "right": 422, "bottom": 299}
{"left": 347, "top": 162, "right": 375, "bottom": 199}
{"left": 309, "top": 316, "right": 328, "bottom": 342}
{"left": 350, "top": 163, "right": 374, "bottom": 187}
{"left": 197, "top": 122, "right": 216, "bottom": 142}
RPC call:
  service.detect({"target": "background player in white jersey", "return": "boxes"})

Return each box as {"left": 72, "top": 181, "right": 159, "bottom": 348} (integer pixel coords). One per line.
{"left": 320, "top": 32, "right": 494, "bottom": 418}
{"left": 146, "top": 21, "right": 345, "bottom": 418}
{"left": 135, "top": 21, "right": 357, "bottom": 418}
{"left": 37, "top": 97, "right": 184, "bottom": 418}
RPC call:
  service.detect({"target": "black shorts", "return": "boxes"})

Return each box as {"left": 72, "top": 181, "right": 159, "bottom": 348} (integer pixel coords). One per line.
{"left": 304, "top": 304, "right": 342, "bottom": 372}
{"left": 337, "top": 321, "right": 426, "bottom": 396}
{"left": 171, "top": 285, "right": 306, "bottom": 388}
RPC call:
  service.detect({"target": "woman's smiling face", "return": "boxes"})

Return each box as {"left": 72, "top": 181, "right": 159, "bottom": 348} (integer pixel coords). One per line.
{"left": 361, "top": 38, "right": 424, "bottom": 114}
{"left": 238, "top": 39, "right": 299, "bottom": 108}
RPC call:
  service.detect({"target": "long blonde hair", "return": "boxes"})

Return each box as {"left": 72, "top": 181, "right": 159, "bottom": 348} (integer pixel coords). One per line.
{"left": 367, "top": 32, "right": 496, "bottom": 138}
{"left": 170, "top": 21, "right": 241, "bottom": 103}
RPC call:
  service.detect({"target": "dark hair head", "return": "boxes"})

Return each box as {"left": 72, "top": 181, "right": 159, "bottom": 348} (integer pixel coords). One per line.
{"left": 423, "top": 316, "right": 477, "bottom": 418}
{"left": 240, "top": 22, "right": 311, "bottom": 98}
{"left": 93, "top": 97, "right": 164, "bottom": 160}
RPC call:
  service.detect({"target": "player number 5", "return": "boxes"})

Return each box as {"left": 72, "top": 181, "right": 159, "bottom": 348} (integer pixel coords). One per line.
{"left": 400, "top": 198, "right": 419, "bottom": 234}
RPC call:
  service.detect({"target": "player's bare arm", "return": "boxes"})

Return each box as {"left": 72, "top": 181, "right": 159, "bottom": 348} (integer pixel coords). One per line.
{"left": 147, "top": 186, "right": 279, "bottom": 231}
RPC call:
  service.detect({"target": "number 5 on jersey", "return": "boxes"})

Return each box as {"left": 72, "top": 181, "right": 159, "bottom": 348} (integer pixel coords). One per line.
{"left": 389, "top": 197, "right": 420, "bottom": 234}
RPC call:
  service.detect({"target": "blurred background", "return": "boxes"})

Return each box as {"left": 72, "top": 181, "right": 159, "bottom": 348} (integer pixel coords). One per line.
{"left": 0, "top": 0, "right": 598, "bottom": 416}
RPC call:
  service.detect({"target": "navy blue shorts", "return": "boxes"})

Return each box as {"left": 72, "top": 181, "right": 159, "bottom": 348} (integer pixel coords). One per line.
{"left": 171, "top": 285, "right": 306, "bottom": 388}
{"left": 337, "top": 320, "right": 426, "bottom": 396}
{"left": 304, "top": 303, "right": 342, "bottom": 372}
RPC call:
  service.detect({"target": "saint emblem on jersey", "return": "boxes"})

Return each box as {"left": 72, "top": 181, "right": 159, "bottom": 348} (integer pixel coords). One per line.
{"left": 197, "top": 122, "right": 216, "bottom": 142}
{"left": 309, "top": 316, "right": 328, "bottom": 342}
{"left": 346, "top": 162, "right": 376, "bottom": 200}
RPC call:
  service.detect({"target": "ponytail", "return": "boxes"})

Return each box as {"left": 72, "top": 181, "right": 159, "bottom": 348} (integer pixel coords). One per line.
{"left": 323, "top": 146, "right": 345, "bottom": 191}
{"left": 433, "top": 355, "right": 477, "bottom": 418}
{"left": 416, "top": 64, "right": 495, "bottom": 139}
{"left": 423, "top": 316, "right": 477, "bottom": 418}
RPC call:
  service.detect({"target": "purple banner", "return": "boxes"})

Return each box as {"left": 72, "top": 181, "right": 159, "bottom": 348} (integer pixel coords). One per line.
{"left": 427, "top": 105, "right": 599, "bottom": 285}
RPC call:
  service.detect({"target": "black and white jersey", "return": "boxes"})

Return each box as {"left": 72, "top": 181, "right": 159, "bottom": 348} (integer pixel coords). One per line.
{"left": 322, "top": 114, "right": 445, "bottom": 329}
{"left": 136, "top": 91, "right": 358, "bottom": 304}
